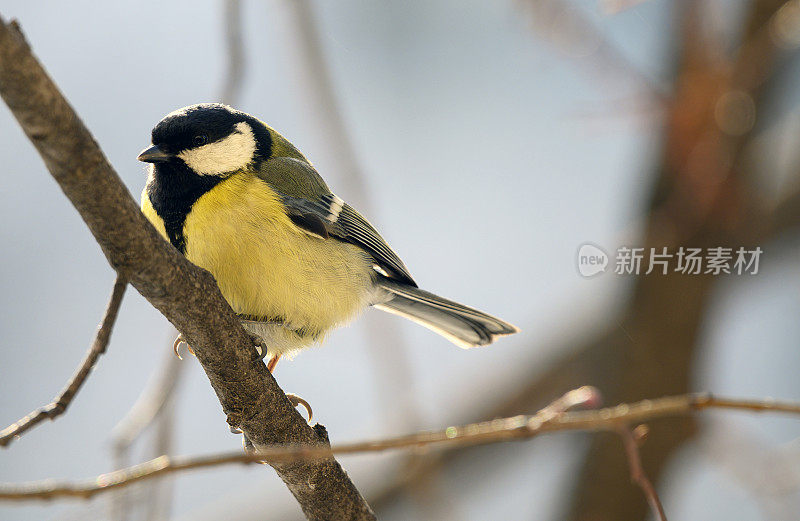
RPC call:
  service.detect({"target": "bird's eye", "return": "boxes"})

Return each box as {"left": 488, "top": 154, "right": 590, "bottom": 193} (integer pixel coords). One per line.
{"left": 192, "top": 135, "right": 208, "bottom": 146}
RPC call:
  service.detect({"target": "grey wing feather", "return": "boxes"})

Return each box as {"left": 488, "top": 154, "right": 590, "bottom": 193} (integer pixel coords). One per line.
{"left": 333, "top": 203, "right": 417, "bottom": 286}
{"left": 257, "top": 157, "right": 417, "bottom": 287}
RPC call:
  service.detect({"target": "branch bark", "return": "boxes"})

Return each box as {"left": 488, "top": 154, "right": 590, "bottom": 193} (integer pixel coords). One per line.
{"left": 0, "top": 15, "right": 374, "bottom": 521}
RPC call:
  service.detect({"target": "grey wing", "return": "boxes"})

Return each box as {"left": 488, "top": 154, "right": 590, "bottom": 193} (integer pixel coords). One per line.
{"left": 258, "top": 158, "right": 417, "bottom": 287}
{"left": 334, "top": 202, "right": 417, "bottom": 287}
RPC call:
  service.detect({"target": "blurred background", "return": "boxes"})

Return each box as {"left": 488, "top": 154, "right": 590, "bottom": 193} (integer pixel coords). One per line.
{"left": 1, "top": 0, "right": 800, "bottom": 519}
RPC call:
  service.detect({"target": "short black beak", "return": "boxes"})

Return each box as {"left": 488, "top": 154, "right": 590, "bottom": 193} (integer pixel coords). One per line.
{"left": 137, "top": 145, "right": 172, "bottom": 163}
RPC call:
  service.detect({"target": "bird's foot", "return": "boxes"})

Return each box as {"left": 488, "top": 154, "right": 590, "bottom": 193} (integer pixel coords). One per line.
{"left": 286, "top": 393, "right": 313, "bottom": 423}
{"left": 173, "top": 334, "right": 195, "bottom": 360}
{"left": 267, "top": 355, "right": 281, "bottom": 373}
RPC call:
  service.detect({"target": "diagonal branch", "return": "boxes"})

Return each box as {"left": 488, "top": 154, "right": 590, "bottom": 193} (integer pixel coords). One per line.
{"left": 0, "top": 15, "right": 374, "bottom": 521}
{"left": 1, "top": 390, "right": 799, "bottom": 503}
{"left": 0, "top": 276, "right": 127, "bottom": 447}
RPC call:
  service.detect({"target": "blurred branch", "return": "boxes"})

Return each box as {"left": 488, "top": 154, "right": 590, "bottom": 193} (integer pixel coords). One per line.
{"left": 280, "top": 0, "right": 369, "bottom": 206}
{"left": 110, "top": 342, "right": 183, "bottom": 521}
{"left": 600, "top": 0, "right": 651, "bottom": 15}
{"left": 564, "top": 0, "right": 787, "bottom": 517}
{"left": 3, "top": 390, "right": 800, "bottom": 503}
{"left": 0, "top": 15, "right": 374, "bottom": 521}
{"left": 521, "top": 0, "right": 670, "bottom": 105}
{"left": 0, "top": 276, "right": 127, "bottom": 447}
{"left": 219, "top": 0, "right": 245, "bottom": 105}
{"left": 142, "top": 383, "right": 178, "bottom": 521}
{"left": 111, "top": 346, "right": 184, "bottom": 457}
{"left": 765, "top": 176, "right": 800, "bottom": 237}
{"left": 279, "top": 0, "right": 422, "bottom": 435}
{"left": 371, "top": 2, "right": 796, "bottom": 518}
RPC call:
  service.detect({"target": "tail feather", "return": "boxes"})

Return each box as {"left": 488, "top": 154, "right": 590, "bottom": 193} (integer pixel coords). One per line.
{"left": 375, "top": 280, "right": 519, "bottom": 348}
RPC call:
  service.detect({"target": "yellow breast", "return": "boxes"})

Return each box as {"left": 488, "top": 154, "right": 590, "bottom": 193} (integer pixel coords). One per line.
{"left": 142, "top": 172, "right": 374, "bottom": 338}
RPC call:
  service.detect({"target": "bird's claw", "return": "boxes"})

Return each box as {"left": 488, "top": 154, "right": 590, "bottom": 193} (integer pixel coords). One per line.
{"left": 246, "top": 332, "right": 268, "bottom": 361}
{"left": 173, "top": 334, "right": 195, "bottom": 360}
{"left": 253, "top": 342, "right": 268, "bottom": 361}
{"left": 174, "top": 332, "right": 265, "bottom": 362}
{"left": 287, "top": 393, "right": 313, "bottom": 423}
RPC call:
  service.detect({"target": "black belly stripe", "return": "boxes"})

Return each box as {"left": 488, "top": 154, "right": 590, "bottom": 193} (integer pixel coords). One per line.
{"left": 147, "top": 162, "right": 223, "bottom": 253}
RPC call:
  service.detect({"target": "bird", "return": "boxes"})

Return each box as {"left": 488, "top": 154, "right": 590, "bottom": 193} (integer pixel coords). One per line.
{"left": 138, "top": 103, "right": 519, "bottom": 373}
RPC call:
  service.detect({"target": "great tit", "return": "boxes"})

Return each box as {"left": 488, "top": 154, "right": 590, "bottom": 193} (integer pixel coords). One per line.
{"left": 138, "top": 103, "right": 518, "bottom": 367}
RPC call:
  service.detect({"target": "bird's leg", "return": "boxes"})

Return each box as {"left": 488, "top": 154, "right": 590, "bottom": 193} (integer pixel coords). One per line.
{"left": 267, "top": 354, "right": 281, "bottom": 373}
{"left": 172, "top": 334, "right": 195, "bottom": 360}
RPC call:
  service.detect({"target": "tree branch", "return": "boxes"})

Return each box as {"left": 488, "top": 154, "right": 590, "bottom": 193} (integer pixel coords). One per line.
{"left": 0, "top": 276, "right": 127, "bottom": 447}
{"left": 616, "top": 426, "right": 667, "bottom": 521}
{"left": 0, "top": 15, "right": 373, "bottom": 521}
{"left": 1, "top": 390, "right": 798, "bottom": 504}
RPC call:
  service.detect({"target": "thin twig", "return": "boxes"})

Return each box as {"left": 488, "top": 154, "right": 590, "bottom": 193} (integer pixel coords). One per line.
{"left": 2, "top": 389, "right": 799, "bottom": 501}
{"left": 616, "top": 426, "right": 667, "bottom": 521}
{"left": 0, "top": 276, "right": 127, "bottom": 447}
{"left": 142, "top": 379, "right": 178, "bottom": 521}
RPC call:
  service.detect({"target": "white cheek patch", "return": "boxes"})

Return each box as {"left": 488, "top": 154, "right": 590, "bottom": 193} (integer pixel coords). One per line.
{"left": 178, "top": 121, "right": 256, "bottom": 176}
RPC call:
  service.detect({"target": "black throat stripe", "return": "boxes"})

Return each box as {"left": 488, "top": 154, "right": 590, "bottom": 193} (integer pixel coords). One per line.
{"left": 147, "top": 162, "right": 223, "bottom": 253}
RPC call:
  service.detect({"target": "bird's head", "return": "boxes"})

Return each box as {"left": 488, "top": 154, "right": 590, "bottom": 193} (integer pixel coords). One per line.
{"left": 138, "top": 103, "right": 270, "bottom": 176}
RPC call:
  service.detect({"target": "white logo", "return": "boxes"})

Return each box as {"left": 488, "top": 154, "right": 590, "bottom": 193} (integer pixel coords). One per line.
{"left": 577, "top": 243, "right": 608, "bottom": 277}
